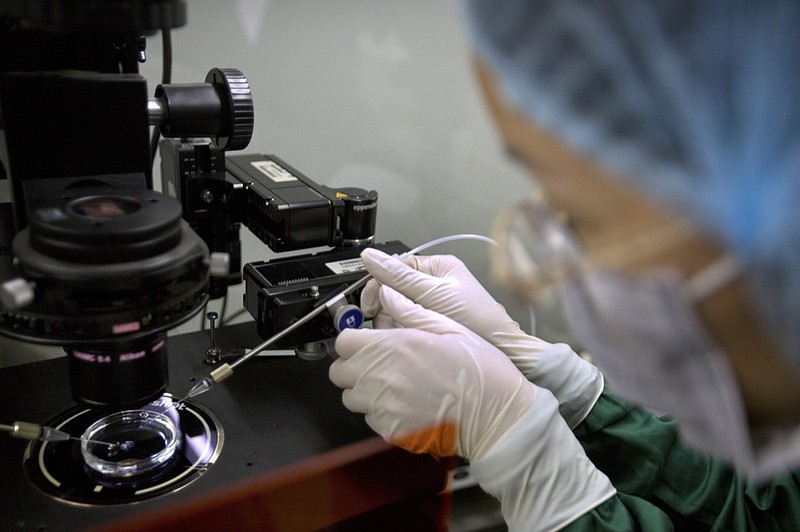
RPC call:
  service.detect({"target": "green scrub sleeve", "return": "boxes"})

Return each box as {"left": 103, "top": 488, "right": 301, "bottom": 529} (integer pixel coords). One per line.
{"left": 563, "top": 391, "right": 800, "bottom": 530}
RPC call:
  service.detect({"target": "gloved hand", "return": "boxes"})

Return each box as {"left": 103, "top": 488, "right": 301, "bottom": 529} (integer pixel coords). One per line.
{"left": 332, "top": 284, "right": 534, "bottom": 459}
{"left": 330, "top": 285, "right": 615, "bottom": 530}
{"left": 360, "top": 248, "right": 603, "bottom": 428}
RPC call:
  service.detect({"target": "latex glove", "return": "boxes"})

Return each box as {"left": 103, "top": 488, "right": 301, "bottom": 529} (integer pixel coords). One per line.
{"left": 360, "top": 248, "right": 603, "bottom": 427}
{"left": 331, "top": 286, "right": 616, "bottom": 530}
{"left": 331, "top": 285, "right": 534, "bottom": 459}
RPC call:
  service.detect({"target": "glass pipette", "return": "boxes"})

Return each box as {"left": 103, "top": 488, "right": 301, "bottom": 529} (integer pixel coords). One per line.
{"left": 184, "top": 271, "right": 374, "bottom": 400}
{"left": 1, "top": 421, "right": 120, "bottom": 448}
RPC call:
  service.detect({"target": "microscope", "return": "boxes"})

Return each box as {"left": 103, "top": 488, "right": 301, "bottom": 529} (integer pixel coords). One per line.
{"left": 0, "top": 0, "right": 244, "bottom": 410}
{"left": 0, "top": 0, "right": 432, "bottom": 521}
{"left": 0, "top": 0, "right": 407, "bottom": 411}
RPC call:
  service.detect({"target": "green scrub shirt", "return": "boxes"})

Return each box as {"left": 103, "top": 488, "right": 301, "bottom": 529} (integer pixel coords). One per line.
{"left": 565, "top": 392, "right": 800, "bottom": 530}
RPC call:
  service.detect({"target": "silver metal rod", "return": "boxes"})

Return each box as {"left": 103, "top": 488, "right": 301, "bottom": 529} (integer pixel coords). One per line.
{"left": 228, "top": 274, "right": 373, "bottom": 371}
{"left": 147, "top": 98, "right": 167, "bottom": 125}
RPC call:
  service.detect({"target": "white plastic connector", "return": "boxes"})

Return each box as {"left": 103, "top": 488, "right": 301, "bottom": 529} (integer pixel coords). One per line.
{"left": 207, "top": 252, "right": 231, "bottom": 278}
{"left": 210, "top": 363, "right": 234, "bottom": 383}
{"left": 0, "top": 278, "right": 34, "bottom": 310}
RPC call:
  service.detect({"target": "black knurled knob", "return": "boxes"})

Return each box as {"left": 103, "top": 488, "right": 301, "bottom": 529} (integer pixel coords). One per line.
{"left": 205, "top": 68, "right": 255, "bottom": 151}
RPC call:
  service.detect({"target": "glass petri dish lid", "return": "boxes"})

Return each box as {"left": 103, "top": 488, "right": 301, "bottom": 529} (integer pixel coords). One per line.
{"left": 81, "top": 409, "right": 181, "bottom": 479}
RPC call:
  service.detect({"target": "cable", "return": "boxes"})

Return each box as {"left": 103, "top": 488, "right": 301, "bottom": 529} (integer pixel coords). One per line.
{"left": 149, "top": 27, "right": 173, "bottom": 171}
{"left": 222, "top": 307, "right": 248, "bottom": 326}
{"left": 402, "top": 233, "right": 498, "bottom": 257}
{"left": 219, "top": 292, "right": 229, "bottom": 325}
{"left": 199, "top": 301, "right": 208, "bottom": 330}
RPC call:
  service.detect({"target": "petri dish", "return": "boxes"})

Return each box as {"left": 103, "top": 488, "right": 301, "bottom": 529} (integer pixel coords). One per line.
{"left": 81, "top": 410, "right": 181, "bottom": 479}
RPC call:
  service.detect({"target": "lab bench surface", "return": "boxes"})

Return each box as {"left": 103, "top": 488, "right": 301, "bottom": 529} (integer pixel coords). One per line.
{"left": 0, "top": 322, "right": 450, "bottom": 531}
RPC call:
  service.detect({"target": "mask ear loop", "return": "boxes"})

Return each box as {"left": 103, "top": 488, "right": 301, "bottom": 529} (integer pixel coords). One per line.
{"left": 685, "top": 254, "right": 742, "bottom": 302}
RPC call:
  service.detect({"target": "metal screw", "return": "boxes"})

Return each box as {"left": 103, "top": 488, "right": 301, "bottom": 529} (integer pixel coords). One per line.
{"left": 205, "top": 312, "right": 222, "bottom": 365}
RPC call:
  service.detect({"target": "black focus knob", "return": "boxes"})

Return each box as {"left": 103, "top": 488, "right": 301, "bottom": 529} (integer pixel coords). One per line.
{"left": 338, "top": 187, "right": 379, "bottom": 245}
{"left": 154, "top": 67, "right": 254, "bottom": 152}
{"left": 205, "top": 68, "right": 254, "bottom": 151}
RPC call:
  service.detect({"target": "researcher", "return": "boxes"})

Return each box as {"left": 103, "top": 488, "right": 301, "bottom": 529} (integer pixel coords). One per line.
{"left": 329, "top": 1, "right": 800, "bottom": 530}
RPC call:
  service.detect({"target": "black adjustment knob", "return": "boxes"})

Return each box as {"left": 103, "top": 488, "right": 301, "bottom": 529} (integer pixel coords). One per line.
{"left": 153, "top": 67, "right": 254, "bottom": 152}
{"left": 205, "top": 68, "right": 254, "bottom": 151}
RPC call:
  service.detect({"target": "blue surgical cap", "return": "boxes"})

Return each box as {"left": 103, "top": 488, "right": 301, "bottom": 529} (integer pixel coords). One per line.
{"left": 465, "top": 0, "right": 800, "bottom": 367}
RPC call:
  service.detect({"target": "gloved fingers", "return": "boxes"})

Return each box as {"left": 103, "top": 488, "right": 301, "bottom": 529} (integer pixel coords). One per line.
{"left": 360, "top": 278, "right": 382, "bottom": 318}
{"left": 361, "top": 248, "right": 524, "bottom": 343}
{"left": 333, "top": 327, "right": 383, "bottom": 361}
{"left": 340, "top": 387, "right": 369, "bottom": 414}
{"left": 330, "top": 328, "right": 391, "bottom": 405}
{"left": 328, "top": 356, "right": 356, "bottom": 392}
{"left": 331, "top": 325, "right": 413, "bottom": 386}
{"left": 372, "top": 310, "right": 400, "bottom": 330}
{"left": 361, "top": 248, "right": 455, "bottom": 307}
{"left": 377, "top": 285, "right": 470, "bottom": 336}
{"left": 401, "top": 252, "right": 464, "bottom": 277}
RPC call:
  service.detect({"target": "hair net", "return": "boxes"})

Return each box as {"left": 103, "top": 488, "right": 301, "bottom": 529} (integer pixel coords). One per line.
{"left": 464, "top": 0, "right": 800, "bottom": 367}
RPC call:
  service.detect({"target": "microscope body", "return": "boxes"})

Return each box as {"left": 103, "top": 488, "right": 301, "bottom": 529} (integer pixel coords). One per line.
{"left": 0, "top": 0, "right": 393, "bottom": 409}
{"left": 0, "top": 1, "right": 231, "bottom": 410}
{"left": 0, "top": 5, "right": 447, "bottom": 527}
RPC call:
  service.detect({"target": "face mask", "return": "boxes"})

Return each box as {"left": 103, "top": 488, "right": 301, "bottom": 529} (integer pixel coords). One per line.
{"left": 564, "top": 269, "right": 751, "bottom": 458}
{"left": 492, "top": 194, "right": 800, "bottom": 479}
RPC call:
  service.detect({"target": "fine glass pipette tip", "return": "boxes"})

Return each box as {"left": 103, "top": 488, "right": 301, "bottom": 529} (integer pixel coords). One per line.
{"left": 186, "top": 376, "right": 215, "bottom": 399}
